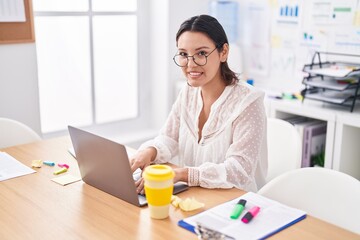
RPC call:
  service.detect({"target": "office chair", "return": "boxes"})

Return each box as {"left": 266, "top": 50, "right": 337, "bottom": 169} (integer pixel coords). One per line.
{"left": 265, "top": 118, "right": 302, "bottom": 183}
{"left": 258, "top": 167, "right": 360, "bottom": 234}
{"left": 0, "top": 117, "right": 41, "bottom": 148}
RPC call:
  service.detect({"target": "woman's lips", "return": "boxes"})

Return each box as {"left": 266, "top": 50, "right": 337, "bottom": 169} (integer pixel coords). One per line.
{"left": 188, "top": 71, "right": 203, "bottom": 78}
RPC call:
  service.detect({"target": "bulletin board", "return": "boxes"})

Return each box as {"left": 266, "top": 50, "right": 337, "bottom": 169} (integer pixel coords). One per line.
{"left": 0, "top": 0, "right": 35, "bottom": 44}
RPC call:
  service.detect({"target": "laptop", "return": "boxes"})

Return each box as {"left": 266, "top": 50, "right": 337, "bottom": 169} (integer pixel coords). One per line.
{"left": 68, "top": 126, "right": 188, "bottom": 207}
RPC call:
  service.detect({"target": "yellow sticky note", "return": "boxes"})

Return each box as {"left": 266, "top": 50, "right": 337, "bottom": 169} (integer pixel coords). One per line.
{"left": 179, "top": 197, "right": 205, "bottom": 212}
{"left": 271, "top": 35, "right": 282, "bottom": 48}
{"left": 31, "top": 160, "right": 43, "bottom": 168}
{"left": 51, "top": 175, "right": 81, "bottom": 186}
{"left": 269, "top": 0, "right": 278, "bottom": 8}
{"left": 171, "top": 195, "right": 182, "bottom": 208}
{"left": 354, "top": 10, "right": 360, "bottom": 27}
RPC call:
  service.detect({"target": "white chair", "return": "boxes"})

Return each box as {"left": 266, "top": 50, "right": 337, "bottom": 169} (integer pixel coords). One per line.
{"left": 258, "top": 167, "right": 360, "bottom": 234}
{"left": 0, "top": 118, "right": 41, "bottom": 148}
{"left": 266, "top": 118, "right": 302, "bottom": 183}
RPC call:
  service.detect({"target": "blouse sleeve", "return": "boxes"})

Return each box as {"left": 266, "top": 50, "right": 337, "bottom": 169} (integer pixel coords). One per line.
{"left": 138, "top": 91, "right": 182, "bottom": 163}
{"left": 188, "top": 96, "right": 267, "bottom": 191}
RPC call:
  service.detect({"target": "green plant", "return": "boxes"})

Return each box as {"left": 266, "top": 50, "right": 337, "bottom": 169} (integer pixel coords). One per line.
{"left": 311, "top": 151, "right": 325, "bottom": 167}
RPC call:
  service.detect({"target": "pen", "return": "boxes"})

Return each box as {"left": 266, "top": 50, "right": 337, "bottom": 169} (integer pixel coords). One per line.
{"left": 53, "top": 167, "right": 68, "bottom": 175}
{"left": 44, "top": 161, "right": 55, "bottom": 166}
{"left": 58, "top": 163, "right": 69, "bottom": 169}
{"left": 241, "top": 206, "right": 260, "bottom": 223}
{"left": 230, "top": 199, "right": 247, "bottom": 219}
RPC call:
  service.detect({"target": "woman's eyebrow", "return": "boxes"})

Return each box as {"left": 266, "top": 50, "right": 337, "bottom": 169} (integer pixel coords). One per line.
{"left": 177, "top": 46, "right": 212, "bottom": 51}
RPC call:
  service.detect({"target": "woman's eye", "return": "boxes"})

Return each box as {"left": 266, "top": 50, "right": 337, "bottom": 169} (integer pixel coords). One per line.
{"left": 198, "top": 51, "right": 207, "bottom": 56}
{"left": 179, "top": 52, "right": 187, "bottom": 57}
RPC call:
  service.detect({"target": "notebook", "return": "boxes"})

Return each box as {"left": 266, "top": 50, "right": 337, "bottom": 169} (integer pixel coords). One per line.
{"left": 68, "top": 126, "right": 188, "bottom": 207}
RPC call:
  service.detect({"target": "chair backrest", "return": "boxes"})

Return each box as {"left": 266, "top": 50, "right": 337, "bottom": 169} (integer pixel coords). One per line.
{"left": 0, "top": 118, "right": 41, "bottom": 148}
{"left": 258, "top": 167, "right": 360, "bottom": 234}
{"left": 266, "top": 118, "right": 302, "bottom": 183}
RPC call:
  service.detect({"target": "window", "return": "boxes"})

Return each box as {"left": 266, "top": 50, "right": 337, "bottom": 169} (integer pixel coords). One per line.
{"left": 33, "top": 0, "right": 141, "bottom": 134}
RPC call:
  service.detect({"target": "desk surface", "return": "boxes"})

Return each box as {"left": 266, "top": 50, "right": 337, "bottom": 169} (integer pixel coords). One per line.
{"left": 0, "top": 137, "right": 358, "bottom": 240}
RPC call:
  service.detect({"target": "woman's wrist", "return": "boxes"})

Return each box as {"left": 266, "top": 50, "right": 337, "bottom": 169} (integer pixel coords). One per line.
{"left": 146, "top": 147, "right": 157, "bottom": 163}
{"left": 174, "top": 168, "right": 188, "bottom": 183}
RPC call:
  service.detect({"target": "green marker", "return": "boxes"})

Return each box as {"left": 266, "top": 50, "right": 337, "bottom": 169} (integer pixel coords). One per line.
{"left": 230, "top": 199, "right": 247, "bottom": 219}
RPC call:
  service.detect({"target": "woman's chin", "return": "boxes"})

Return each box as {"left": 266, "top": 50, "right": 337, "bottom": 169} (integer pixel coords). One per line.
{"left": 187, "top": 79, "right": 202, "bottom": 87}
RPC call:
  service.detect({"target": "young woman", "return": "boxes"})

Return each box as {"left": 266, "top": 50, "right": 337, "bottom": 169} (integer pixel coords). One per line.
{"left": 130, "top": 15, "right": 267, "bottom": 193}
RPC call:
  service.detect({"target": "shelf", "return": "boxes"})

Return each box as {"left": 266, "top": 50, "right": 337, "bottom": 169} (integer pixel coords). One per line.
{"left": 267, "top": 98, "right": 360, "bottom": 180}
{"left": 305, "top": 89, "right": 359, "bottom": 105}
{"left": 302, "top": 76, "right": 358, "bottom": 91}
{"left": 301, "top": 52, "right": 360, "bottom": 112}
{"left": 303, "top": 62, "right": 360, "bottom": 78}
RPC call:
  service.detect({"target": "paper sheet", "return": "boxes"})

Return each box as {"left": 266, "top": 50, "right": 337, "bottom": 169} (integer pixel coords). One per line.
{"left": 0, "top": 152, "right": 36, "bottom": 181}
{"left": 0, "top": 0, "right": 26, "bottom": 22}
{"left": 52, "top": 175, "right": 81, "bottom": 186}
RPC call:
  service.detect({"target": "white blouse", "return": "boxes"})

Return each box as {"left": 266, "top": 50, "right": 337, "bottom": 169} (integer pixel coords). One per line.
{"left": 139, "top": 82, "right": 268, "bottom": 192}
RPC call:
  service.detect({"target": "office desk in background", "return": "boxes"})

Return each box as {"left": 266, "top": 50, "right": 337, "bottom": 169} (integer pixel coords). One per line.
{"left": 0, "top": 137, "right": 358, "bottom": 240}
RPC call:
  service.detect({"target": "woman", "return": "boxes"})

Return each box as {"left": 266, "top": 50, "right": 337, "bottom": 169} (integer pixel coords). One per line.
{"left": 130, "top": 15, "right": 267, "bottom": 193}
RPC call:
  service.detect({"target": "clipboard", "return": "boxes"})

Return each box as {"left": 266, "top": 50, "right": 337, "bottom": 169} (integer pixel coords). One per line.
{"left": 178, "top": 192, "right": 306, "bottom": 240}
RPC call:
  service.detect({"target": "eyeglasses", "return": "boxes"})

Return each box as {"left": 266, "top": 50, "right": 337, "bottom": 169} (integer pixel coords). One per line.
{"left": 173, "top": 47, "right": 218, "bottom": 67}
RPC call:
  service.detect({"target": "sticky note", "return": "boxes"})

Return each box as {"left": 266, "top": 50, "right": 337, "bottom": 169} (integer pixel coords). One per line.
{"left": 171, "top": 195, "right": 205, "bottom": 211}
{"left": 31, "top": 160, "right": 43, "bottom": 168}
{"left": 51, "top": 175, "right": 81, "bottom": 186}
{"left": 179, "top": 198, "right": 205, "bottom": 211}
{"left": 171, "top": 195, "right": 182, "bottom": 208}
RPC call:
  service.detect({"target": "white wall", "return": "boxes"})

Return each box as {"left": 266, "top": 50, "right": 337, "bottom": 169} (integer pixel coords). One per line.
{"left": 0, "top": 0, "right": 211, "bottom": 140}
{"left": 168, "top": 0, "right": 210, "bottom": 100}
{"left": 0, "top": 43, "right": 42, "bottom": 135}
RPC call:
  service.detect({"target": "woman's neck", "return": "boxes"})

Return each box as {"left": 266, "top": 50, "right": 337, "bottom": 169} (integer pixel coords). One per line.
{"left": 200, "top": 80, "right": 226, "bottom": 104}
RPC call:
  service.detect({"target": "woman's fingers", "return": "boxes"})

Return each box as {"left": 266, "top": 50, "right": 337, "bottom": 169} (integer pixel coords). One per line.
{"left": 136, "top": 178, "right": 145, "bottom": 194}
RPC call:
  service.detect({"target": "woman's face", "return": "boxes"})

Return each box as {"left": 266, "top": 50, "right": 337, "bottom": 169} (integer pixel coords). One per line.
{"left": 176, "top": 31, "right": 228, "bottom": 88}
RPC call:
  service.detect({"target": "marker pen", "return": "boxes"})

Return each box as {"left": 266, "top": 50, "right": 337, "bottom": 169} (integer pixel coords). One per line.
{"left": 230, "top": 199, "right": 247, "bottom": 219}
{"left": 43, "top": 161, "right": 55, "bottom": 166}
{"left": 241, "top": 206, "right": 260, "bottom": 223}
{"left": 58, "top": 163, "right": 69, "bottom": 169}
{"left": 53, "top": 167, "right": 68, "bottom": 175}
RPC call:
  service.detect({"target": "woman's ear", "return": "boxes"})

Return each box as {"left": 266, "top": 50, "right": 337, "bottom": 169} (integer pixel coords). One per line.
{"left": 220, "top": 43, "right": 229, "bottom": 63}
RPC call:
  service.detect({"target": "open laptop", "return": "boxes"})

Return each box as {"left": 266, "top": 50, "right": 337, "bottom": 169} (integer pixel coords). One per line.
{"left": 68, "top": 126, "right": 188, "bottom": 207}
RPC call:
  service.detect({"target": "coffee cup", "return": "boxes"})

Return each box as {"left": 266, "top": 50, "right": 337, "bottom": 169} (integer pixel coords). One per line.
{"left": 143, "top": 165, "right": 174, "bottom": 219}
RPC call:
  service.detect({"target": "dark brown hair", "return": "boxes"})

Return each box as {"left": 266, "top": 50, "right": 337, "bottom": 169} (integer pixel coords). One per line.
{"left": 176, "top": 15, "right": 239, "bottom": 85}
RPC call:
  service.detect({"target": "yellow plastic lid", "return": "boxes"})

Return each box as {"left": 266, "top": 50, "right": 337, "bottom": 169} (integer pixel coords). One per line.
{"left": 143, "top": 165, "right": 174, "bottom": 181}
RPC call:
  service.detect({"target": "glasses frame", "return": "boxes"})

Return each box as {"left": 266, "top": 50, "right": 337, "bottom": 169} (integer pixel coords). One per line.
{"left": 173, "top": 47, "right": 218, "bottom": 67}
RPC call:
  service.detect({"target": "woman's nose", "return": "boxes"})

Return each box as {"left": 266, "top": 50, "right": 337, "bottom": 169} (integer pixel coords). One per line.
{"left": 187, "top": 56, "right": 197, "bottom": 67}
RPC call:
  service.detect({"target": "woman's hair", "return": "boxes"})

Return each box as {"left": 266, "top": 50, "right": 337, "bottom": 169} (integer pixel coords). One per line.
{"left": 175, "top": 15, "right": 239, "bottom": 85}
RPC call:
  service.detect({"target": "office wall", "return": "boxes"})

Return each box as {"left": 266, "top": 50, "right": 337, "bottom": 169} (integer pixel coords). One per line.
{"left": 0, "top": 43, "right": 42, "bottom": 135}
{"left": 237, "top": 0, "right": 360, "bottom": 93}
{"left": 0, "top": 1, "right": 208, "bottom": 139}
{"left": 168, "top": 0, "right": 360, "bottom": 97}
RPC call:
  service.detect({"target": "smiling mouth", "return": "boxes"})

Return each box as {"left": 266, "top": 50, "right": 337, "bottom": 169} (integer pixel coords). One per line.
{"left": 188, "top": 72, "right": 202, "bottom": 78}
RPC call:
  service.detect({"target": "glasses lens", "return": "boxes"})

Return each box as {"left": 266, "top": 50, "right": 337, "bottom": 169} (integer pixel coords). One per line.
{"left": 194, "top": 54, "right": 207, "bottom": 66}
{"left": 174, "top": 55, "right": 187, "bottom": 67}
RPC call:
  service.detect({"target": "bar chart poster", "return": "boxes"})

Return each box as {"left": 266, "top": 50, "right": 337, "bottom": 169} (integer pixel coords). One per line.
{"left": 276, "top": 0, "right": 301, "bottom": 25}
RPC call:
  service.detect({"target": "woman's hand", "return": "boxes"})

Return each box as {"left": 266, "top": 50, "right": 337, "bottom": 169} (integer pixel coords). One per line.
{"left": 130, "top": 147, "right": 157, "bottom": 194}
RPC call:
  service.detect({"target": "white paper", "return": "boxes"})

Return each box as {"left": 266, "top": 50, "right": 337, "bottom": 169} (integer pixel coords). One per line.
{"left": 0, "top": 0, "right": 26, "bottom": 22}
{"left": 306, "top": 67, "right": 356, "bottom": 77}
{"left": 0, "top": 152, "right": 36, "bottom": 181}
{"left": 181, "top": 192, "right": 306, "bottom": 240}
